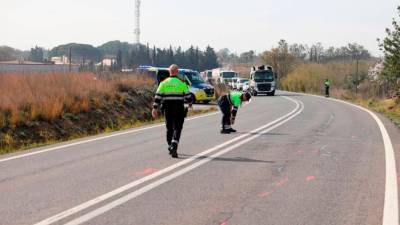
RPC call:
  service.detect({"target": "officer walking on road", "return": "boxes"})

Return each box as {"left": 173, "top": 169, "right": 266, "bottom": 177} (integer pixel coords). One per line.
{"left": 152, "top": 64, "right": 193, "bottom": 158}
{"left": 324, "top": 79, "right": 331, "bottom": 97}
{"left": 218, "top": 91, "right": 251, "bottom": 134}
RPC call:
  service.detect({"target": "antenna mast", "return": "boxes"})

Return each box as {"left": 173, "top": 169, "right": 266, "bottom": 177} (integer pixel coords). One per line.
{"left": 134, "top": 0, "right": 141, "bottom": 44}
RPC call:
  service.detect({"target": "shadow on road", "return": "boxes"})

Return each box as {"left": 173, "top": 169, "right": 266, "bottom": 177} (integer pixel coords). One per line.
{"left": 178, "top": 154, "right": 275, "bottom": 164}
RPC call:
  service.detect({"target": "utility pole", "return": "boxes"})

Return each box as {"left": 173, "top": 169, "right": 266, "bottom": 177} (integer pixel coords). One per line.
{"left": 69, "top": 47, "right": 72, "bottom": 72}
{"left": 355, "top": 57, "right": 359, "bottom": 94}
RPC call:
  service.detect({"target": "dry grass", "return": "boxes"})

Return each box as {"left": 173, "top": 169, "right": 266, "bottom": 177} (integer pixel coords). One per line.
{"left": 280, "top": 61, "right": 374, "bottom": 94}
{"left": 0, "top": 72, "right": 154, "bottom": 127}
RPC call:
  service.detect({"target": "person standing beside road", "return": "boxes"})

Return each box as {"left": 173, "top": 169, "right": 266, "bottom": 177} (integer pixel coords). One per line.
{"left": 152, "top": 64, "right": 193, "bottom": 158}
{"left": 218, "top": 91, "right": 251, "bottom": 134}
{"left": 324, "top": 79, "right": 331, "bottom": 97}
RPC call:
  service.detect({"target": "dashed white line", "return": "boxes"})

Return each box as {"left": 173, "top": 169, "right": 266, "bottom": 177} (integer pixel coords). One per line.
{"left": 34, "top": 97, "right": 302, "bottom": 225}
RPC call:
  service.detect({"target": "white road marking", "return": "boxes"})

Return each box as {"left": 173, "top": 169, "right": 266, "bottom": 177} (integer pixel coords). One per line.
{"left": 34, "top": 97, "right": 302, "bottom": 225}
{"left": 0, "top": 112, "right": 219, "bottom": 163}
{"left": 63, "top": 99, "right": 305, "bottom": 225}
{"left": 295, "top": 92, "right": 399, "bottom": 225}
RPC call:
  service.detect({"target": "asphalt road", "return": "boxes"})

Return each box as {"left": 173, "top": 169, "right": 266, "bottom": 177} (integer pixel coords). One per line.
{"left": 0, "top": 92, "right": 399, "bottom": 225}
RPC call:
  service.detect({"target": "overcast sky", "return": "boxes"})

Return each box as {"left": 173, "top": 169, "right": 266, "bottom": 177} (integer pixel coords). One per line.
{"left": 1, "top": 0, "right": 398, "bottom": 55}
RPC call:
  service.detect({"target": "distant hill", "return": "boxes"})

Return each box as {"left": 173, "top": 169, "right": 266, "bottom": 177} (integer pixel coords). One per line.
{"left": 0, "top": 46, "right": 28, "bottom": 61}
{"left": 49, "top": 43, "right": 103, "bottom": 62}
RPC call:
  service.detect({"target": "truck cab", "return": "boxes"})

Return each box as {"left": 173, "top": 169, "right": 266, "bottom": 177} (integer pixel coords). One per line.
{"left": 249, "top": 65, "right": 277, "bottom": 96}
{"left": 211, "top": 69, "right": 238, "bottom": 86}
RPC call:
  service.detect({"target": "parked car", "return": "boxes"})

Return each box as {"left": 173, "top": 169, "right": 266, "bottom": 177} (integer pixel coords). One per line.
{"left": 235, "top": 78, "right": 249, "bottom": 91}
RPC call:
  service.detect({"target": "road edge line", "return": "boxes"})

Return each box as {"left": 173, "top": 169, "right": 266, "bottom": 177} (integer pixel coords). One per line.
{"left": 289, "top": 91, "right": 399, "bottom": 225}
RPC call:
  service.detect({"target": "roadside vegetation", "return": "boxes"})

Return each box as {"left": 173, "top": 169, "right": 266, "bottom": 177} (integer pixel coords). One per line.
{"left": 0, "top": 72, "right": 215, "bottom": 154}
{"left": 276, "top": 5, "right": 400, "bottom": 128}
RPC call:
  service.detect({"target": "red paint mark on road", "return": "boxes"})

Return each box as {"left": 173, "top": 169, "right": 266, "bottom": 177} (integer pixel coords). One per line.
{"left": 306, "top": 176, "right": 316, "bottom": 182}
{"left": 220, "top": 219, "right": 229, "bottom": 225}
{"left": 276, "top": 177, "right": 289, "bottom": 187}
{"left": 259, "top": 191, "right": 271, "bottom": 198}
{"left": 134, "top": 168, "right": 158, "bottom": 176}
{"left": 296, "top": 150, "right": 304, "bottom": 155}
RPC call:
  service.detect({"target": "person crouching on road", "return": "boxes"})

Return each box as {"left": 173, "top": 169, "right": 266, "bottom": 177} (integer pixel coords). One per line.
{"left": 218, "top": 91, "right": 251, "bottom": 134}
{"left": 152, "top": 64, "right": 193, "bottom": 158}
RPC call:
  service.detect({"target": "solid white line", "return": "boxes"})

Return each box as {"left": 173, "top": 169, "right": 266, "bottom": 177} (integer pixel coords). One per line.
{"left": 292, "top": 92, "right": 399, "bottom": 225}
{"left": 64, "top": 99, "right": 305, "bottom": 225}
{"left": 34, "top": 97, "right": 301, "bottom": 225}
{"left": 0, "top": 112, "right": 219, "bottom": 163}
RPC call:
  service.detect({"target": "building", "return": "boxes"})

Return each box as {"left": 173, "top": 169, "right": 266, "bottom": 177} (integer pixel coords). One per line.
{"left": 51, "top": 56, "right": 69, "bottom": 65}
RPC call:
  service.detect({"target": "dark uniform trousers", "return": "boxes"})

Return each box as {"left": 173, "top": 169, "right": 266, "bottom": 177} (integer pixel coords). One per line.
{"left": 163, "top": 102, "right": 185, "bottom": 145}
{"left": 218, "top": 95, "right": 232, "bottom": 129}
{"left": 325, "top": 86, "right": 330, "bottom": 97}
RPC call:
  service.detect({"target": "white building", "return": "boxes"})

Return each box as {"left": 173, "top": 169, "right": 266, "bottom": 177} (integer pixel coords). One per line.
{"left": 51, "top": 56, "right": 69, "bottom": 65}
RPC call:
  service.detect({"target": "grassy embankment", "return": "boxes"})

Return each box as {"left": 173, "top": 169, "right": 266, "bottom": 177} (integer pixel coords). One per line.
{"left": 280, "top": 62, "right": 400, "bottom": 127}
{"left": 0, "top": 73, "right": 216, "bottom": 154}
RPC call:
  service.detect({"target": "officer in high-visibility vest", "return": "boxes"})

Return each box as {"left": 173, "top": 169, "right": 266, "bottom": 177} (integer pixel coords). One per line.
{"left": 152, "top": 64, "right": 193, "bottom": 158}
{"left": 218, "top": 91, "right": 252, "bottom": 134}
{"left": 324, "top": 79, "right": 331, "bottom": 97}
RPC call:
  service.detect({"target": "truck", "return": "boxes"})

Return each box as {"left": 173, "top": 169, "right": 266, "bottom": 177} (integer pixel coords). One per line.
{"left": 249, "top": 65, "right": 277, "bottom": 96}
{"left": 147, "top": 67, "right": 215, "bottom": 104}
{"left": 211, "top": 68, "right": 239, "bottom": 86}
{"left": 200, "top": 70, "right": 213, "bottom": 83}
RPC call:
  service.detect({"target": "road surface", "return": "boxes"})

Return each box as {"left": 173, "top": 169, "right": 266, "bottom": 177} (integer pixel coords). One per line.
{"left": 0, "top": 92, "right": 399, "bottom": 225}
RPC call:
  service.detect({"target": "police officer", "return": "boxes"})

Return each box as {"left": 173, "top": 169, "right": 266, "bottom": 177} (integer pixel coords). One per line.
{"left": 324, "top": 79, "right": 331, "bottom": 97}
{"left": 218, "top": 91, "right": 251, "bottom": 134}
{"left": 152, "top": 64, "right": 192, "bottom": 158}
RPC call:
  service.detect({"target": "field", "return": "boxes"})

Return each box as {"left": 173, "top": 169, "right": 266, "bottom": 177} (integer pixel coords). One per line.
{"left": 280, "top": 62, "right": 400, "bottom": 128}
{"left": 0, "top": 72, "right": 156, "bottom": 153}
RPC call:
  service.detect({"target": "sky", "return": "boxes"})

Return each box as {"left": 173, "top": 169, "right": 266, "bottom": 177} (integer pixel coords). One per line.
{"left": 0, "top": 0, "right": 398, "bottom": 55}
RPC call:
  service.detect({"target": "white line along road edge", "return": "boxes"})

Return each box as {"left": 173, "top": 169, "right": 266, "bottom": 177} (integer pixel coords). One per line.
{"left": 64, "top": 98, "right": 305, "bottom": 225}
{"left": 298, "top": 92, "right": 399, "bottom": 225}
{"left": 34, "top": 96, "right": 303, "bottom": 225}
{"left": 0, "top": 112, "right": 219, "bottom": 163}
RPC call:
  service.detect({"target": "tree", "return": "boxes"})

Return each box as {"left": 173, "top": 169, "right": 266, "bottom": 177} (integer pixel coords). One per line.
{"left": 260, "top": 39, "right": 296, "bottom": 79}
{"left": 50, "top": 43, "right": 102, "bottom": 63}
{"left": 289, "top": 44, "right": 308, "bottom": 61}
{"left": 309, "top": 42, "right": 324, "bottom": 63}
{"left": 379, "top": 6, "right": 400, "bottom": 91}
{"left": 239, "top": 50, "right": 256, "bottom": 64}
{"left": 29, "top": 46, "right": 44, "bottom": 62}
{"left": 201, "top": 46, "right": 219, "bottom": 70}
{"left": 0, "top": 46, "right": 25, "bottom": 61}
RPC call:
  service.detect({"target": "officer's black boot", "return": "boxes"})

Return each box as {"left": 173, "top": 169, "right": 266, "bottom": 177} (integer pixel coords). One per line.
{"left": 220, "top": 129, "right": 231, "bottom": 134}
{"left": 227, "top": 128, "right": 237, "bottom": 133}
{"left": 168, "top": 145, "right": 173, "bottom": 155}
{"left": 170, "top": 142, "right": 178, "bottom": 158}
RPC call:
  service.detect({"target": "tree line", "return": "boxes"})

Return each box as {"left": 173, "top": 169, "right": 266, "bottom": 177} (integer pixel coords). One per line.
{"left": 0, "top": 41, "right": 220, "bottom": 72}
{"left": 124, "top": 44, "right": 219, "bottom": 71}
